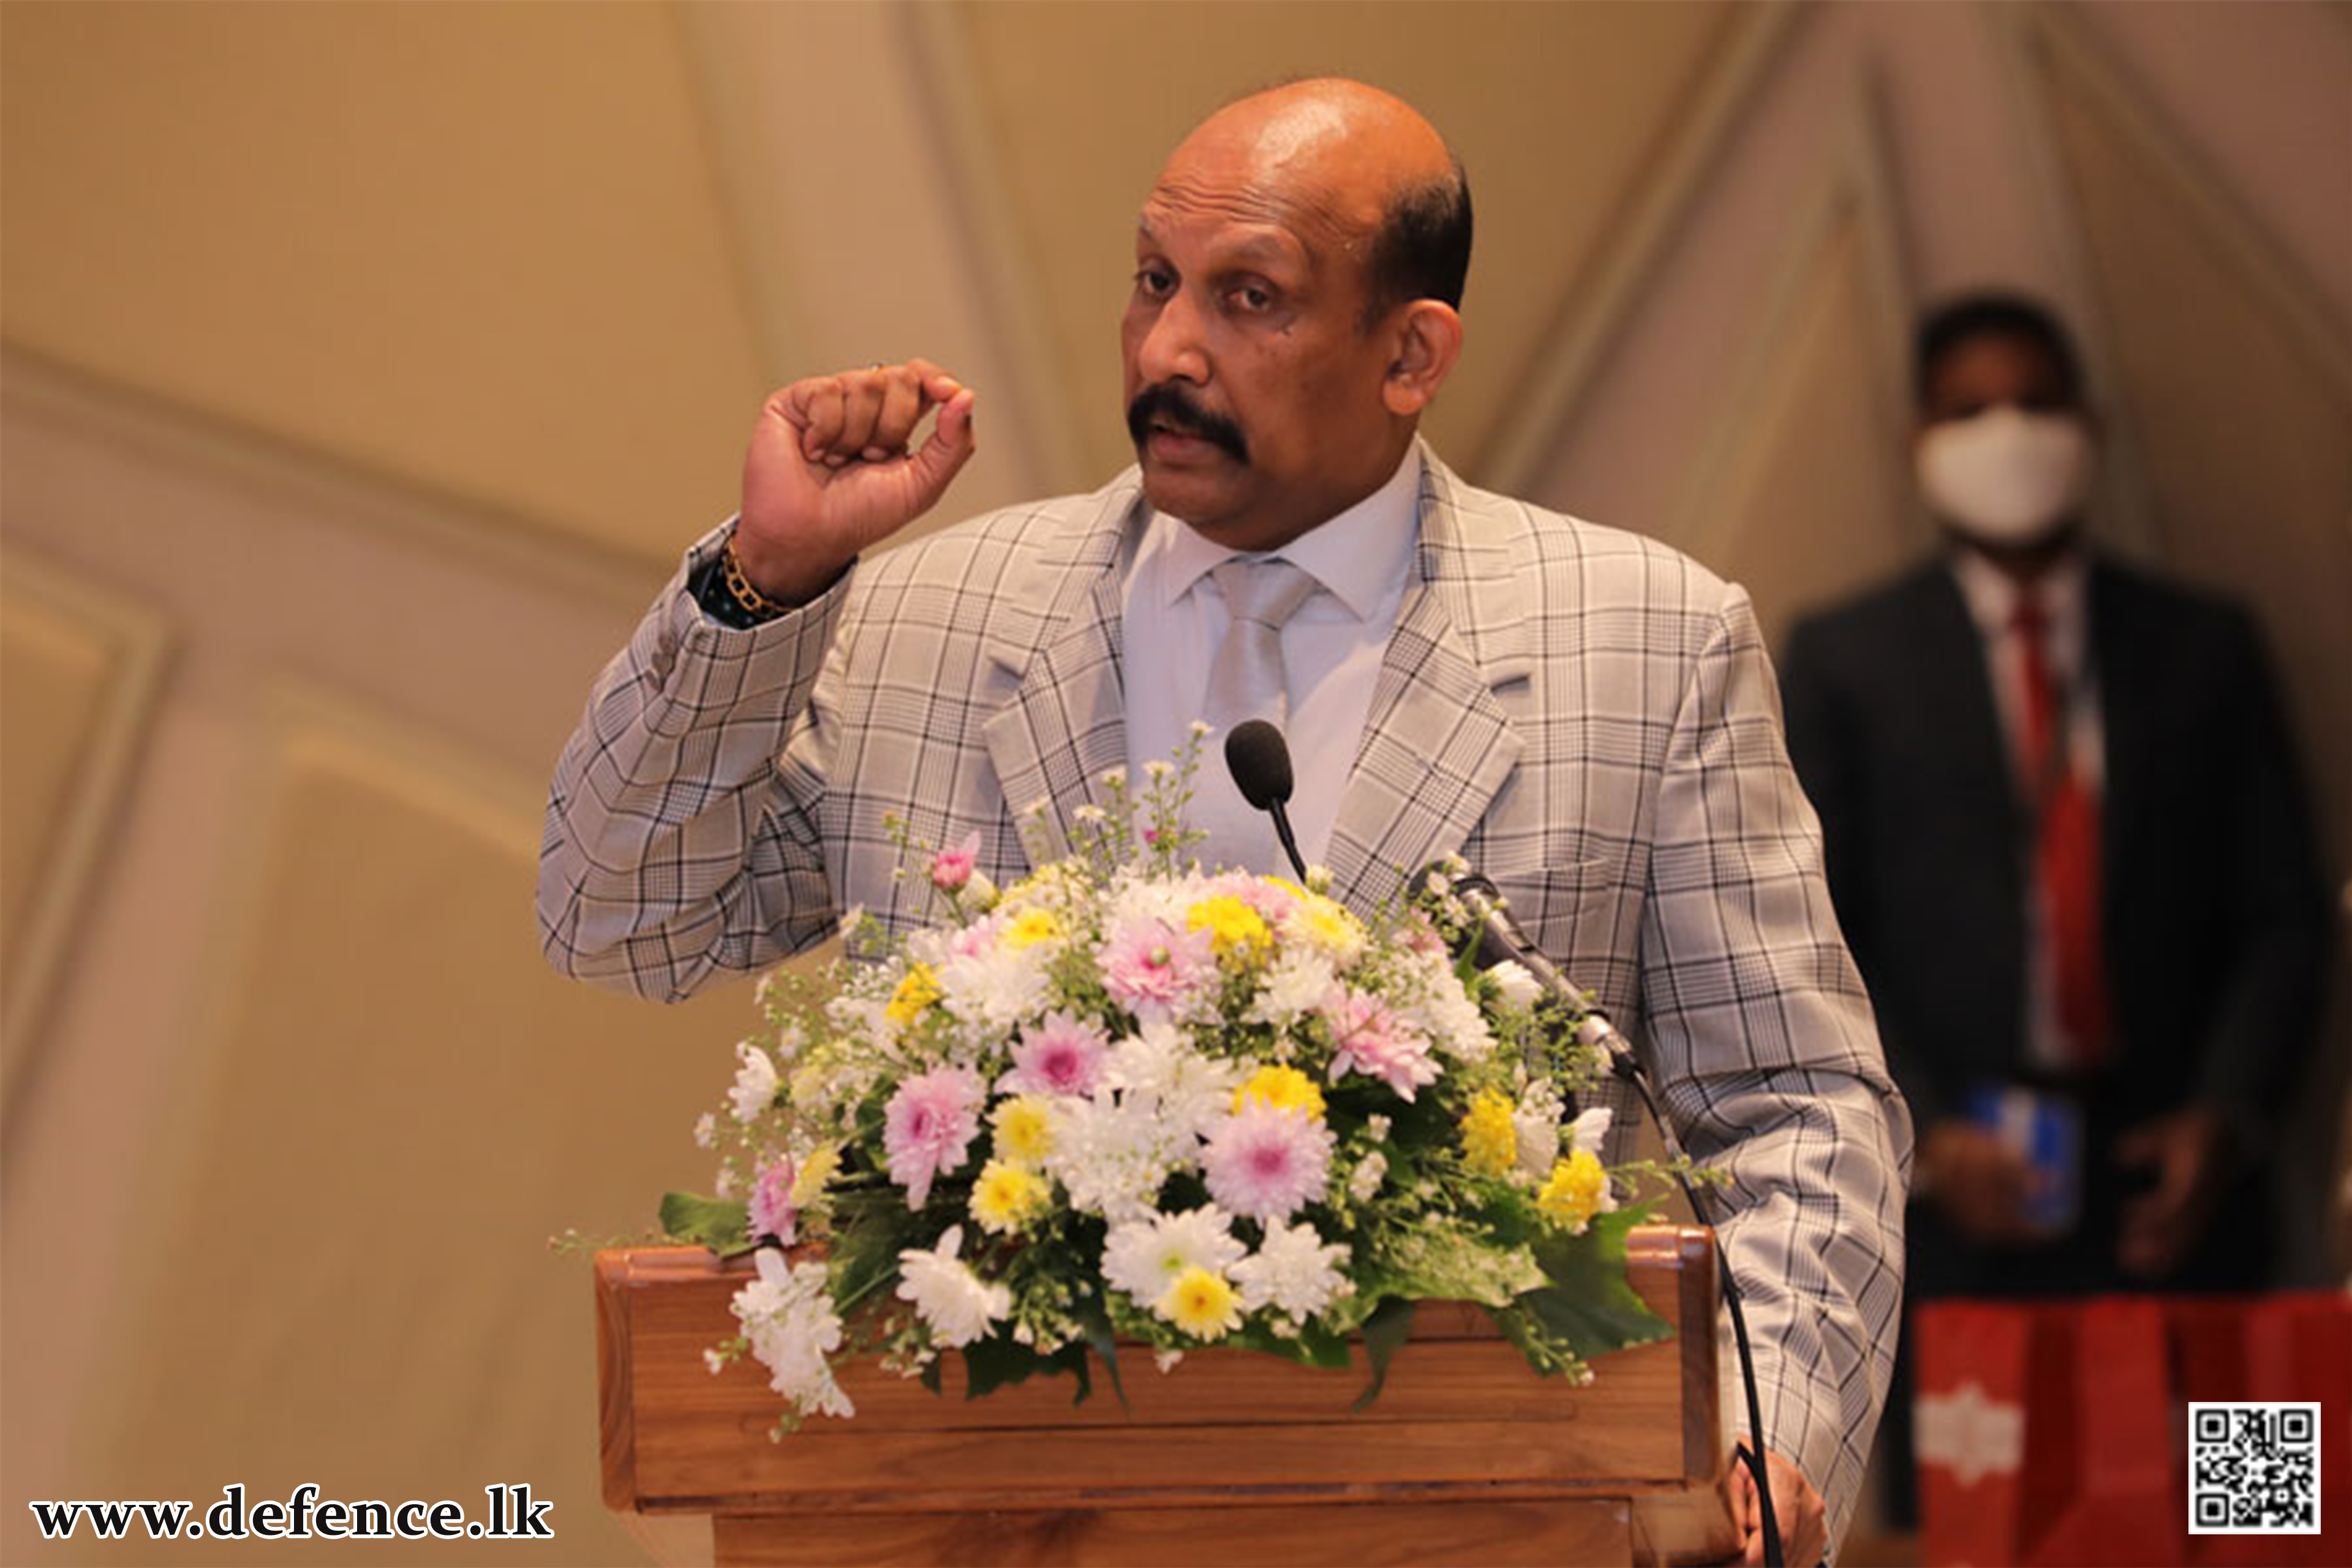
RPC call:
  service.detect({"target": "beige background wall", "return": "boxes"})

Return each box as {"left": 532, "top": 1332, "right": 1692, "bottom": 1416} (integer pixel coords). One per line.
{"left": 2, "top": 3, "right": 2345, "bottom": 1563}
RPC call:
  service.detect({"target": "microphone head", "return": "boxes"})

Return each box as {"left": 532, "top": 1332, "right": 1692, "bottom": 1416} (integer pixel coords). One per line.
{"left": 1224, "top": 720, "right": 1295, "bottom": 811}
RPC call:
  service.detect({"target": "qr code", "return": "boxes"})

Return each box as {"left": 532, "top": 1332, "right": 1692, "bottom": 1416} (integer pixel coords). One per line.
{"left": 2189, "top": 1401, "right": 2321, "bottom": 1535}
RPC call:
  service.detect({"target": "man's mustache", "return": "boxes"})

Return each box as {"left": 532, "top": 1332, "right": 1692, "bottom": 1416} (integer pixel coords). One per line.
{"left": 1126, "top": 384, "right": 1248, "bottom": 464}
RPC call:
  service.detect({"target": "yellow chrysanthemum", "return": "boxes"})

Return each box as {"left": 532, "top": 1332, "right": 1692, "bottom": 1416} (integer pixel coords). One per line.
{"left": 1186, "top": 895, "right": 1270, "bottom": 958}
{"left": 1234, "top": 1064, "right": 1327, "bottom": 1120}
{"left": 1460, "top": 1089, "right": 1519, "bottom": 1178}
{"left": 790, "top": 1144, "right": 840, "bottom": 1205}
{"left": 886, "top": 963, "right": 942, "bottom": 1027}
{"left": 971, "top": 1159, "right": 1050, "bottom": 1234}
{"left": 1536, "top": 1149, "right": 1611, "bottom": 1234}
{"left": 1001, "top": 908, "right": 1065, "bottom": 952}
{"left": 1287, "top": 895, "right": 1366, "bottom": 964}
{"left": 1158, "top": 1266, "right": 1243, "bottom": 1341}
{"left": 991, "top": 1096, "right": 1056, "bottom": 1165}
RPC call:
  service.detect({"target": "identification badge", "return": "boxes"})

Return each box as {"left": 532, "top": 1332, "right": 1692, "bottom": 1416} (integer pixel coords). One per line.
{"left": 1964, "top": 1083, "right": 2082, "bottom": 1237}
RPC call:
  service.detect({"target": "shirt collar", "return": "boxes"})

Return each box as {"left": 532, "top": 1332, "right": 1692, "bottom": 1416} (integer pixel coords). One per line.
{"left": 1948, "top": 544, "right": 2090, "bottom": 636}
{"left": 1153, "top": 446, "right": 1422, "bottom": 619}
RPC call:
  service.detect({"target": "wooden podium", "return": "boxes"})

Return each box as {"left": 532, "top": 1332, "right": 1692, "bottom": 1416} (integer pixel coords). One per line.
{"left": 595, "top": 1226, "right": 1740, "bottom": 1567}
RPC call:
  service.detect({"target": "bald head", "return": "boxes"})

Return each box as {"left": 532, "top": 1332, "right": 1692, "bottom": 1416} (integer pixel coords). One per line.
{"left": 1155, "top": 78, "right": 1471, "bottom": 323}
{"left": 1121, "top": 78, "right": 1470, "bottom": 552}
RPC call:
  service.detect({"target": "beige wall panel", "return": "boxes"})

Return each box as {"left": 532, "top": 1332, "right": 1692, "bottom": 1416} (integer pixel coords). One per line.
{"left": 75, "top": 709, "right": 764, "bottom": 1565}
{"left": 1676, "top": 211, "right": 1917, "bottom": 649}
{"left": 0, "top": 559, "right": 170, "bottom": 1109}
{"left": 0, "top": 1, "right": 763, "bottom": 564}
{"left": 953, "top": 0, "right": 1736, "bottom": 483}
{"left": 2040, "top": 46, "right": 2352, "bottom": 880}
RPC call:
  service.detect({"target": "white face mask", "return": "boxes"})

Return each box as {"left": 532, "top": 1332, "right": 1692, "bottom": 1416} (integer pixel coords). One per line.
{"left": 1915, "top": 407, "right": 2094, "bottom": 547}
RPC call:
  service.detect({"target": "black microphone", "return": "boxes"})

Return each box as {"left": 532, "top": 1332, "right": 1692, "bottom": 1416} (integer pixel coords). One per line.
{"left": 1408, "top": 858, "right": 1789, "bottom": 1568}
{"left": 1224, "top": 720, "right": 1308, "bottom": 880}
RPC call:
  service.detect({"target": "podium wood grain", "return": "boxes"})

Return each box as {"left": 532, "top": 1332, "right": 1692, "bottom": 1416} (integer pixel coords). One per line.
{"left": 596, "top": 1227, "right": 1738, "bottom": 1566}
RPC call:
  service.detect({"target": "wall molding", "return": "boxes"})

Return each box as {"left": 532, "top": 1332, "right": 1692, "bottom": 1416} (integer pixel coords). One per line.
{"left": 1, "top": 345, "right": 677, "bottom": 616}
{"left": 1988, "top": 1, "right": 2352, "bottom": 563}
{"left": 0, "top": 549, "right": 173, "bottom": 1126}
{"left": 902, "top": 0, "right": 1098, "bottom": 499}
{"left": 1481, "top": 0, "right": 1804, "bottom": 496}
{"left": 1665, "top": 67, "right": 1917, "bottom": 568}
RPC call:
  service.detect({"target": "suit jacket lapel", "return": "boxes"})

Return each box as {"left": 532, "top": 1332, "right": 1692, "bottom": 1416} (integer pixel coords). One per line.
{"left": 2087, "top": 559, "right": 2152, "bottom": 891}
{"left": 1915, "top": 567, "right": 2022, "bottom": 842}
{"left": 981, "top": 484, "right": 1144, "bottom": 870}
{"left": 1325, "top": 448, "right": 1528, "bottom": 911}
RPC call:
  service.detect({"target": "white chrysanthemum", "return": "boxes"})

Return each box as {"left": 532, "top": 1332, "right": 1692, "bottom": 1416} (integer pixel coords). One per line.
{"left": 1514, "top": 1080, "right": 1567, "bottom": 1182}
{"left": 1485, "top": 960, "right": 1543, "bottom": 1009}
{"left": 1566, "top": 1104, "right": 1613, "bottom": 1158}
{"left": 1101, "top": 1205, "right": 1246, "bottom": 1303}
{"left": 729, "top": 1042, "right": 780, "bottom": 1123}
{"left": 1106, "top": 1021, "right": 1241, "bottom": 1142}
{"left": 731, "top": 1250, "right": 853, "bottom": 1419}
{"left": 1399, "top": 954, "right": 1496, "bottom": 1063}
{"left": 937, "top": 945, "right": 1052, "bottom": 1034}
{"left": 1048, "top": 1090, "right": 1193, "bottom": 1222}
{"left": 1105, "top": 873, "right": 1192, "bottom": 929}
{"left": 1248, "top": 946, "right": 1338, "bottom": 1027}
{"left": 895, "top": 1226, "right": 1011, "bottom": 1348}
{"left": 1233, "top": 1218, "right": 1352, "bottom": 1319}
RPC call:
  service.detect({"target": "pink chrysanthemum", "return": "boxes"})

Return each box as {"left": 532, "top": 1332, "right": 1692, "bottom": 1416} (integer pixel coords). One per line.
{"left": 1205, "top": 870, "right": 1298, "bottom": 922}
{"left": 946, "top": 913, "right": 1001, "bottom": 962}
{"left": 1322, "top": 989, "right": 1440, "bottom": 1101}
{"left": 930, "top": 830, "right": 981, "bottom": 891}
{"left": 1201, "top": 1101, "right": 1335, "bottom": 1221}
{"left": 1398, "top": 913, "right": 1448, "bottom": 959}
{"left": 883, "top": 1066, "right": 982, "bottom": 1208}
{"left": 1098, "top": 918, "right": 1216, "bottom": 1014}
{"left": 748, "top": 1152, "right": 799, "bottom": 1244}
{"left": 1001, "top": 1011, "right": 1109, "bottom": 1098}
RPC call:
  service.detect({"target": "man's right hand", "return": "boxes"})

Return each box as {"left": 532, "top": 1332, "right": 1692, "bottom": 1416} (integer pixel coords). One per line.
{"left": 1920, "top": 1120, "right": 2045, "bottom": 1246}
{"left": 736, "top": 360, "right": 977, "bottom": 603}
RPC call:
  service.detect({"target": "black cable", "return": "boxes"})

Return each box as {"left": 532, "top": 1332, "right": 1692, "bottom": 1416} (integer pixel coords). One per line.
{"left": 1610, "top": 1051, "right": 1787, "bottom": 1568}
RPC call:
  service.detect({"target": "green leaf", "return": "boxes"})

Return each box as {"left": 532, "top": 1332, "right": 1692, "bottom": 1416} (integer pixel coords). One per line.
{"left": 1352, "top": 1296, "right": 1417, "bottom": 1412}
{"left": 960, "top": 1334, "right": 1049, "bottom": 1400}
{"left": 1230, "top": 1319, "right": 1354, "bottom": 1370}
{"left": 1518, "top": 1207, "right": 1671, "bottom": 1360}
{"left": 1077, "top": 1300, "right": 1131, "bottom": 1414}
{"left": 658, "top": 1192, "right": 755, "bottom": 1257}
{"left": 1376, "top": 1219, "right": 1545, "bottom": 1308}
{"left": 821, "top": 1188, "right": 937, "bottom": 1316}
{"left": 1042, "top": 1340, "right": 1095, "bottom": 1406}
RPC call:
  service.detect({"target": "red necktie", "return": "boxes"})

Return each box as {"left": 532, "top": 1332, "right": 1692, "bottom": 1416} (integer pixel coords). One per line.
{"left": 2013, "top": 595, "right": 2111, "bottom": 1071}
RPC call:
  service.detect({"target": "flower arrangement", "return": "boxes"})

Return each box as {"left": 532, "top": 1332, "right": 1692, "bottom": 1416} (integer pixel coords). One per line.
{"left": 662, "top": 734, "right": 1686, "bottom": 1433}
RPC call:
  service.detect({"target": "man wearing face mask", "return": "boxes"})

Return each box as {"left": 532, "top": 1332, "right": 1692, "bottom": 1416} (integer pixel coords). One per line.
{"left": 1779, "top": 292, "right": 2327, "bottom": 1523}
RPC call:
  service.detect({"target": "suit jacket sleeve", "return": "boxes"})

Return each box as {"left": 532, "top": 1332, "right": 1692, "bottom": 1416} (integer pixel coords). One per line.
{"left": 535, "top": 522, "right": 853, "bottom": 1001}
{"left": 2194, "top": 609, "right": 2329, "bottom": 1126}
{"left": 1777, "top": 616, "right": 1950, "bottom": 1129}
{"left": 1639, "top": 584, "right": 1913, "bottom": 1553}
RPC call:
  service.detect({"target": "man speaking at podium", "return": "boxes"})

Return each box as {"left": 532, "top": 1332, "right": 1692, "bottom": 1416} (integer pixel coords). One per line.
{"left": 540, "top": 79, "right": 1907, "bottom": 1566}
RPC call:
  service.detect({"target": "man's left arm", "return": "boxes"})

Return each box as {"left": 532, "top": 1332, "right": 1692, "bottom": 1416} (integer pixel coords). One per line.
{"left": 2116, "top": 609, "right": 2330, "bottom": 1278}
{"left": 1636, "top": 582, "right": 1913, "bottom": 1561}
{"left": 2192, "top": 610, "right": 2329, "bottom": 1122}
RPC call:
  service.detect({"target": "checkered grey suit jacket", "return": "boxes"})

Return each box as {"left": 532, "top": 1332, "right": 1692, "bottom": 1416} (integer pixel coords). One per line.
{"left": 540, "top": 444, "right": 1911, "bottom": 1550}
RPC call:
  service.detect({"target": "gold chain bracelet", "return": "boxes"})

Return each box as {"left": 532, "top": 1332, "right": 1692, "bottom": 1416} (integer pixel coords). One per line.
{"left": 721, "top": 535, "right": 790, "bottom": 619}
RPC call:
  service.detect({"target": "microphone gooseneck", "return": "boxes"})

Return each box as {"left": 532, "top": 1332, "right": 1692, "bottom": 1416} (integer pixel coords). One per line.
{"left": 1224, "top": 720, "right": 1308, "bottom": 880}
{"left": 1414, "top": 861, "right": 1788, "bottom": 1568}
